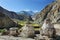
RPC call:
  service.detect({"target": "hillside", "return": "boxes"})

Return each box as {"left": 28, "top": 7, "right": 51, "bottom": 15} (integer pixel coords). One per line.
{"left": 0, "top": 6, "right": 33, "bottom": 21}
{"left": 0, "top": 12, "right": 18, "bottom": 29}
{"left": 0, "top": 6, "right": 20, "bottom": 20}
{"left": 34, "top": 0, "right": 60, "bottom": 24}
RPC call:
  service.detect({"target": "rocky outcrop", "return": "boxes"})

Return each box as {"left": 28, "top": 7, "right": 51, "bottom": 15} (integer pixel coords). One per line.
{"left": 34, "top": 0, "right": 60, "bottom": 24}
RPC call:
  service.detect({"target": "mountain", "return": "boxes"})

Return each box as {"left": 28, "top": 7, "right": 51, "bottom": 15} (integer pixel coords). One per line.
{"left": 0, "top": 6, "right": 34, "bottom": 21}
{"left": 17, "top": 11, "right": 34, "bottom": 21}
{"left": 25, "top": 11, "right": 35, "bottom": 15}
{"left": 17, "top": 11, "right": 34, "bottom": 16}
{"left": 0, "top": 6, "right": 20, "bottom": 20}
{"left": 0, "top": 12, "right": 18, "bottom": 29}
{"left": 34, "top": 0, "right": 60, "bottom": 24}
{"left": 32, "top": 12, "right": 40, "bottom": 20}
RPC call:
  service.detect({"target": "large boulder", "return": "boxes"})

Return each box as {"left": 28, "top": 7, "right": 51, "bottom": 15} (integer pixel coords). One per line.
{"left": 19, "top": 24, "right": 35, "bottom": 38}
{"left": 9, "top": 27, "right": 19, "bottom": 37}
{"left": 54, "top": 23, "right": 60, "bottom": 35}
{"left": 40, "top": 27, "right": 56, "bottom": 38}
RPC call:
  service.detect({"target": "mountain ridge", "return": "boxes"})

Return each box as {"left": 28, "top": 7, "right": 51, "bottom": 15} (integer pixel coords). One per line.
{"left": 0, "top": 12, "right": 18, "bottom": 29}
{"left": 34, "top": 0, "right": 60, "bottom": 24}
{"left": 0, "top": 6, "right": 34, "bottom": 21}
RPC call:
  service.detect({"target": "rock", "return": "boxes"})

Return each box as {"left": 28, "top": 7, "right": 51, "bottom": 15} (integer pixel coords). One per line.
{"left": 41, "top": 28, "right": 56, "bottom": 38}
{"left": 40, "top": 19, "right": 56, "bottom": 38}
{"left": 54, "top": 23, "right": 60, "bottom": 29}
{"left": 9, "top": 27, "right": 19, "bottom": 37}
{"left": 54, "top": 23, "right": 60, "bottom": 35}
{"left": 20, "top": 23, "right": 35, "bottom": 38}
{"left": 0, "top": 36, "right": 35, "bottom": 40}
{"left": 35, "top": 34, "right": 56, "bottom": 40}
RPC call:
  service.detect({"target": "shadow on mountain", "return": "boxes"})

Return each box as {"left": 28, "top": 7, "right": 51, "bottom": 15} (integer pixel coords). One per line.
{"left": 0, "top": 12, "right": 19, "bottom": 29}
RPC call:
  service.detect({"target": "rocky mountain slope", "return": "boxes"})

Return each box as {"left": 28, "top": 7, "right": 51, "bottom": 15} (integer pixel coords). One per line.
{"left": 0, "top": 6, "right": 20, "bottom": 20}
{"left": 0, "top": 12, "right": 18, "bottom": 29}
{"left": 0, "top": 6, "right": 33, "bottom": 21}
{"left": 34, "top": 0, "right": 60, "bottom": 24}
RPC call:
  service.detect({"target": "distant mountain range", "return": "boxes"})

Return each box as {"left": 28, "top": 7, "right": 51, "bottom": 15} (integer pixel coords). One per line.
{"left": 0, "top": 6, "right": 36, "bottom": 28}
{"left": 17, "top": 11, "right": 35, "bottom": 21}
{"left": 0, "top": 6, "right": 36, "bottom": 21}
{"left": 17, "top": 11, "right": 34, "bottom": 16}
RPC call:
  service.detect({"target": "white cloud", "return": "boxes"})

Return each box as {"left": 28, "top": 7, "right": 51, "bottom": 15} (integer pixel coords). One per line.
{"left": 23, "top": 9, "right": 31, "bottom": 11}
{"left": 33, "top": 10, "right": 39, "bottom": 13}
{"left": 21, "top": 9, "right": 39, "bottom": 13}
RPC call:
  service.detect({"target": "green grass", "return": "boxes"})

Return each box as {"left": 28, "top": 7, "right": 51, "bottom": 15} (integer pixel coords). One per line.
{"left": 18, "top": 21, "right": 41, "bottom": 26}
{"left": 18, "top": 21, "right": 25, "bottom": 26}
{"left": 18, "top": 21, "right": 42, "bottom": 31}
{"left": 15, "top": 20, "right": 42, "bottom": 31}
{"left": 13, "top": 19, "right": 41, "bottom": 26}
{"left": 0, "top": 29, "right": 5, "bottom": 33}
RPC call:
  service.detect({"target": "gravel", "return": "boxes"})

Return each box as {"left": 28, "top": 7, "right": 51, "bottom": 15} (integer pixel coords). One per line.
{"left": 0, "top": 36, "right": 35, "bottom": 40}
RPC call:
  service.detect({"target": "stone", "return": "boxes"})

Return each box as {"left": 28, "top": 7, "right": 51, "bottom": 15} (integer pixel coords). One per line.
{"left": 20, "top": 23, "right": 35, "bottom": 38}
{"left": 35, "top": 34, "right": 56, "bottom": 40}
{"left": 0, "top": 36, "right": 35, "bottom": 40}
{"left": 9, "top": 27, "right": 19, "bottom": 37}
{"left": 40, "top": 18, "right": 56, "bottom": 38}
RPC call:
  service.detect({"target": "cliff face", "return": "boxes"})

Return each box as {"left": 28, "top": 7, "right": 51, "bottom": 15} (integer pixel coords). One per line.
{"left": 35, "top": 0, "right": 60, "bottom": 24}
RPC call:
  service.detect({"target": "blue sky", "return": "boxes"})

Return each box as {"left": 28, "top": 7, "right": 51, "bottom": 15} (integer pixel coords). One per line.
{"left": 0, "top": 0, "right": 55, "bottom": 12}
